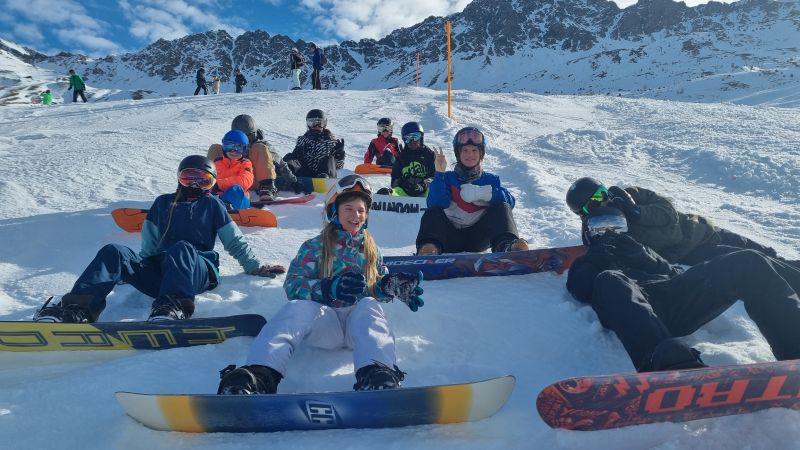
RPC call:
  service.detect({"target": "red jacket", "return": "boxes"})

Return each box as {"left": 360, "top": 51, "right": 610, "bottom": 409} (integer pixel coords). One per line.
{"left": 364, "top": 135, "right": 401, "bottom": 163}
{"left": 214, "top": 157, "right": 254, "bottom": 192}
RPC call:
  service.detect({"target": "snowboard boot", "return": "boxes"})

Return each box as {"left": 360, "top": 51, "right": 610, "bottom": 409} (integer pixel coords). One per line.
{"left": 417, "top": 242, "right": 441, "bottom": 256}
{"left": 639, "top": 338, "right": 707, "bottom": 372}
{"left": 494, "top": 238, "right": 529, "bottom": 253}
{"left": 217, "top": 364, "right": 282, "bottom": 395}
{"left": 257, "top": 179, "right": 278, "bottom": 202}
{"left": 148, "top": 295, "right": 192, "bottom": 321}
{"left": 376, "top": 187, "right": 392, "bottom": 195}
{"left": 353, "top": 361, "right": 406, "bottom": 391}
{"left": 33, "top": 295, "right": 92, "bottom": 323}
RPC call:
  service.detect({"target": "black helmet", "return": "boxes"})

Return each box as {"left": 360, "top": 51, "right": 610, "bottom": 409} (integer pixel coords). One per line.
{"left": 231, "top": 114, "right": 256, "bottom": 134}
{"left": 306, "top": 109, "right": 327, "bottom": 128}
{"left": 178, "top": 155, "right": 217, "bottom": 179}
{"left": 401, "top": 122, "right": 424, "bottom": 145}
{"left": 566, "top": 177, "right": 604, "bottom": 215}
{"left": 377, "top": 118, "right": 392, "bottom": 126}
{"left": 377, "top": 118, "right": 393, "bottom": 134}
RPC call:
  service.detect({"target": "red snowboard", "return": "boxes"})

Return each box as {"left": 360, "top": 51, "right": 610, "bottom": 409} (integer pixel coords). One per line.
{"left": 537, "top": 359, "right": 800, "bottom": 431}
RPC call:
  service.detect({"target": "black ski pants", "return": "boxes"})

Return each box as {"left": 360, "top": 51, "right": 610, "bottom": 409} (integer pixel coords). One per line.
{"left": 416, "top": 202, "right": 519, "bottom": 253}
{"left": 194, "top": 82, "right": 208, "bottom": 95}
{"left": 680, "top": 227, "right": 779, "bottom": 265}
{"left": 589, "top": 249, "right": 800, "bottom": 370}
{"left": 72, "top": 89, "right": 87, "bottom": 103}
{"left": 312, "top": 68, "right": 322, "bottom": 90}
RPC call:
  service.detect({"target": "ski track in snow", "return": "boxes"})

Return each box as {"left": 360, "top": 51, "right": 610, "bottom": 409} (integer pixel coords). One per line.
{"left": 0, "top": 88, "right": 798, "bottom": 450}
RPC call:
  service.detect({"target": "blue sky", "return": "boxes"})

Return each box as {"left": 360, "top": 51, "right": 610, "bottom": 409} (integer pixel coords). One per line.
{"left": 0, "top": 0, "right": 728, "bottom": 57}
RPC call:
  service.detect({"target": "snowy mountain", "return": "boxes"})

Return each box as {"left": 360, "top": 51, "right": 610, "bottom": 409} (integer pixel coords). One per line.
{"left": 0, "top": 87, "right": 799, "bottom": 449}
{"left": 2, "top": 0, "right": 800, "bottom": 106}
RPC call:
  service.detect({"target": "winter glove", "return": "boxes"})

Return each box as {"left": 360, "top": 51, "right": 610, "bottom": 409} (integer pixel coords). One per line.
{"left": 291, "top": 180, "right": 311, "bottom": 194}
{"left": 251, "top": 264, "right": 287, "bottom": 278}
{"left": 333, "top": 139, "right": 345, "bottom": 160}
{"left": 379, "top": 271, "right": 424, "bottom": 312}
{"left": 596, "top": 233, "right": 677, "bottom": 276}
{"left": 284, "top": 157, "right": 302, "bottom": 174}
{"left": 460, "top": 183, "right": 493, "bottom": 204}
{"left": 607, "top": 186, "right": 641, "bottom": 223}
{"left": 319, "top": 272, "right": 366, "bottom": 307}
{"left": 399, "top": 177, "right": 427, "bottom": 197}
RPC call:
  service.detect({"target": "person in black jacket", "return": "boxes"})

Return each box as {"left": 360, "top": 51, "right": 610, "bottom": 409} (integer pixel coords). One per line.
{"left": 283, "top": 109, "right": 344, "bottom": 178}
{"left": 235, "top": 69, "right": 247, "bottom": 93}
{"left": 566, "top": 206, "right": 800, "bottom": 373}
{"left": 388, "top": 122, "right": 435, "bottom": 197}
{"left": 194, "top": 66, "right": 208, "bottom": 95}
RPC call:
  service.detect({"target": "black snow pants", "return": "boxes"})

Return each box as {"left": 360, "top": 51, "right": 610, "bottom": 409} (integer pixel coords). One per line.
{"left": 415, "top": 202, "right": 519, "bottom": 253}
{"left": 589, "top": 249, "right": 800, "bottom": 370}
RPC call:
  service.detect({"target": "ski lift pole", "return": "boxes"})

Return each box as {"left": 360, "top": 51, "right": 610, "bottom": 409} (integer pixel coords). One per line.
{"left": 445, "top": 20, "right": 452, "bottom": 118}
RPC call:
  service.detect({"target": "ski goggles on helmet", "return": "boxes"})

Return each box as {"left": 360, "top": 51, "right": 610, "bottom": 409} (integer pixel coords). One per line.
{"left": 222, "top": 140, "right": 248, "bottom": 154}
{"left": 453, "top": 128, "right": 485, "bottom": 147}
{"left": 378, "top": 123, "right": 393, "bottom": 133}
{"left": 402, "top": 132, "right": 422, "bottom": 144}
{"left": 580, "top": 185, "right": 609, "bottom": 216}
{"left": 586, "top": 208, "right": 628, "bottom": 237}
{"left": 178, "top": 168, "right": 216, "bottom": 190}
{"left": 336, "top": 174, "right": 372, "bottom": 195}
{"left": 306, "top": 118, "right": 326, "bottom": 128}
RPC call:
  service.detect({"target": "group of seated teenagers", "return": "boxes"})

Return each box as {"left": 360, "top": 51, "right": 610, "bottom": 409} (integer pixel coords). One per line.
{"left": 31, "top": 109, "right": 800, "bottom": 395}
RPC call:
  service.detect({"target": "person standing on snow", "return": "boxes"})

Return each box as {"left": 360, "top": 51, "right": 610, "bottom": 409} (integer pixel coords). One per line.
{"left": 194, "top": 66, "right": 208, "bottom": 95}
{"left": 386, "top": 121, "right": 435, "bottom": 196}
{"left": 289, "top": 47, "right": 304, "bottom": 90}
{"left": 283, "top": 109, "right": 345, "bottom": 178}
{"left": 415, "top": 126, "right": 528, "bottom": 255}
{"left": 235, "top": 69, "right": 247, "bottom": 93}
{"left": 310, "top": 43, "right": 325, "bottom": 90}
{"left": 216, "top": 175, "right": 424, "bottom": 395}
{"left": 67, "top": 69, "right": 87, "bottom": 103}
{"left": 565, "top": 177, "right": 799, "bottom": 267}
{"left": 33, "top": 156, "right": 285, "bottom": 323}
{"left": 364, "top": 118, "right": 402, "bottom": 167}
{"left": 212, "top": 130, "right": 254, "bottom": 210}
{"left": 566, "top": 205, "right": 800, "bottom": 372}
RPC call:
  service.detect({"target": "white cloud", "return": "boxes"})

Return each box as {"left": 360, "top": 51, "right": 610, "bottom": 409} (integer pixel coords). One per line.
{"left": 297, "top": 0, "right": 471, "bottom": 41}
{"left": 612, "top": 0, "right": 737, "bottom": 8}
{"left": 12, "top": 24, "right": 45, "bottom": 45}
{"left": 55, "top": 29, "right": 121, "bottom": 52}
{"left": 120, "top": 0, "right": 246, "bottom": 43}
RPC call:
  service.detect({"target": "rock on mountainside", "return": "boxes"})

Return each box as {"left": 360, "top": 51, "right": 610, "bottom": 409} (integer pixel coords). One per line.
{"left": 2, "top": 0, "right": 799, "bottom": 106}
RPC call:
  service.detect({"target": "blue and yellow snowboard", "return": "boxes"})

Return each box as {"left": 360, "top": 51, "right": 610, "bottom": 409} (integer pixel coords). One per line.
{"left": 116, "top": 375, "right": 515, "bottom": 432}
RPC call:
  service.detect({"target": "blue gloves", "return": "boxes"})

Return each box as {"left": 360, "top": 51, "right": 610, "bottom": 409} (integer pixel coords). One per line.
{"left": 320, "top": 272, "right": 366, "bottom": 307}
{"left": 380, "top": 271, "right": 424, "bottom": 312}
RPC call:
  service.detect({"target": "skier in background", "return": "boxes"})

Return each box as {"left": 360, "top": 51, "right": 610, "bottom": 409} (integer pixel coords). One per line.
{"left": 194, "top": 66, "right": 208, "bottom": 95}
{"left": 387, "top": 121, "right": 435, "bottom": 197}
{"left": 67, "top": 69, "right": 87, "bottom": 103}
{"left": 310, "top": 43, "right": 324, "bottom": 90}
{"left": 235, "top": 69, "right": 247, "bottom": 93}
{"left": 216, "top": 175, "right": 423, "bottom": 394}
{"left": 283, "top": 109, "right": 345, "bottom": 178}
{"left": 33, "top": 156, "right": 285, "bottom": 324}
{"left": 364, "top": 118, "right": 401, "bottom": 167}
{"left": 290, "top": 47, "right": 304, "bottom": 90}
{"left": 415, "top": 127, "right": 529, "bottom": 256}
{"left": 566, "top": 205, "right": 800, "bottom": 372}
{"left": 39, "top": 89, "right": 53, "bottom": 105}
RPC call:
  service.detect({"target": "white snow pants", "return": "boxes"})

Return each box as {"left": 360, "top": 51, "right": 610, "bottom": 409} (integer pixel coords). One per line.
{"left": 292, "top": 69, "right": 301, "bottom": 89}
{"left": 246, "top": 297, "right": 396, "bottom": 376}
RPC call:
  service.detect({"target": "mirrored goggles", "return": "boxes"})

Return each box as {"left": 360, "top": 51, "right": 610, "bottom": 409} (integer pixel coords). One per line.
{"left": 222, "top": 140, "right": 247, "bottom": 154}
{"left": 402, "top": 132, "right": 422, "bottom": 144}
{"left": 378, "top": 124, "right": 393, "bottom": 133}
{"left": 306, "top": 118, "right": 326, "bottom": 128}
{"left": 580, "top": 185, "right": 609, "bottom": 216}
{"left": 336, "top": 174, "right": 372, "bottom": 195}
{"left": 454, "top": 128, "right": 484, "bottom": 146}
{"left": 178, "top": 168, "right": 216, "bottom": 190}
{"left": 586, "top": 213, "right": 628, "bottom": 237}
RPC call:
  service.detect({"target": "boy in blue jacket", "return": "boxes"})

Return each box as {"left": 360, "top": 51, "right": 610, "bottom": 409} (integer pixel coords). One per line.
{"left": 416, "top": 127, "right": 528, "bottom": 255}
{"left": 34, "top": 156, "right": 285, "bottom": 323}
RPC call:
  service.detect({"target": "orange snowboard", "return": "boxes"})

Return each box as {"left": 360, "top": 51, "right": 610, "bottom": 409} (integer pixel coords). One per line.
{"left": 111, "top": 208, "right": 278, "bottom": 233}
{"left": 355, "top": 163, "right": 392, "bottom": 175}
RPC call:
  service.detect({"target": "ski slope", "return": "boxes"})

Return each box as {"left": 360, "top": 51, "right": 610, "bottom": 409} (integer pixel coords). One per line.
{"left": 0, "top": 88, "right": 798, "bottom": 449}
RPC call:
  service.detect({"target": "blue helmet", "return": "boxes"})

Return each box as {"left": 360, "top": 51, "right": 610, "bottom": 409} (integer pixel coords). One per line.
{"left": 222, "top": 129, "right": 249, "bottom": 154}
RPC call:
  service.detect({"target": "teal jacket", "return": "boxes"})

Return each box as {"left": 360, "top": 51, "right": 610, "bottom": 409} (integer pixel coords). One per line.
{"left": 69, "top": 74, "right": 85, "bottom": 90}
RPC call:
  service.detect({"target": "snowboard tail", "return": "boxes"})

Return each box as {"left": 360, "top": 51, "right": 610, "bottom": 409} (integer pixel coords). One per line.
{"left": 117, "top": 375, "right": 515, "bottom": 433}
{"left": 537, "top": 359, "right": 800, "bottom": 431}
{"left": 112, "top": 208, "right": 277, "bottom": 232}
{"left": 0, "top": 314, "right": 266, "bottom": 352}
{"left": 355, "top": 163, "right": 392, "bottom": 175}
{"left": 385, "top": 245, "right": 586, "bottom": 280}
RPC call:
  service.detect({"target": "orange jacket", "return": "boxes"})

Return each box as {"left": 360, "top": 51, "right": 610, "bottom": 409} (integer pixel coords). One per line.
{"left": 214, "top": 157, "right": 254, "bottom": 192}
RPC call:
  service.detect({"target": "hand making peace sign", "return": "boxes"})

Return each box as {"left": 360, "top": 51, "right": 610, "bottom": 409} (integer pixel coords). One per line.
{"left": 433, "top": 146, "right": 447, "bottom": 172}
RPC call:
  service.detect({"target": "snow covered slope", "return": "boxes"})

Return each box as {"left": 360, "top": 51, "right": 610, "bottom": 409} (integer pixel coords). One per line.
{"left": 0, "top": 88, "right": 798, "bottom": 449}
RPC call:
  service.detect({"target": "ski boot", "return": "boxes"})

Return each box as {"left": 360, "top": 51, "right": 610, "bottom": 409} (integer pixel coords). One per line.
{"left": 416, "top": 242, "right": 441, "bottom": 256}
{"left": 257, "top": 179, "right": 278, "bottom": 202}
{"left": 33, "top": 295, "right": 92, "bottom": 323}
{"left": 217, "top": 364, "right": 282, "bottom": 395}
{"left": 494, "top": 238, "right": 529, "bottom": 253}
{"left": 353, "top": 361, "right": 406, "bottom": 391}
